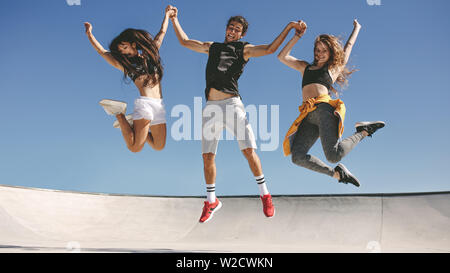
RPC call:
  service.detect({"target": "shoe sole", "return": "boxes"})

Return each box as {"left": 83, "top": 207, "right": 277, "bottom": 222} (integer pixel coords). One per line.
{"left": 355, "top": 121, "right": 385, "bottom": 129}
{"left": 99, "top": 99, "right": 127, "bottom": 115}
{"left": 261, "top": 195, "right": 275, "bottom": 218}
{"left": 199, "top": 200, "right": 222, "bottom": 224}
{"left": 265, "top": 209, "right": 275, "bottom": 218}
{"left": 337, "top": 163, "right": 360, "bottom": 187}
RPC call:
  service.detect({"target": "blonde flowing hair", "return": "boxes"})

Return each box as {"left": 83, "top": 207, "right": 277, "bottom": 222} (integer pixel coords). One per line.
{"left": 314, "top": 34, "right": 356, "bottom": 95}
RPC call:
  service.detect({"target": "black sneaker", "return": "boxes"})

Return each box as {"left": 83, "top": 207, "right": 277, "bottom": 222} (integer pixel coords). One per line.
{"left": 355, "top": 121, "right": 385, "bottom": 137}
{"left": 334, "top": 163, "right": 360, "bottom": 187}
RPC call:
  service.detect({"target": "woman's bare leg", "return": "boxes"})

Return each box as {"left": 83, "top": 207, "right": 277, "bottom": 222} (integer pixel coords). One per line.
{"left": 116, "top": 114, "right": 151, "bottom": 153}
{"left": 146, "top": 123, "right": 166, "bottom": 151}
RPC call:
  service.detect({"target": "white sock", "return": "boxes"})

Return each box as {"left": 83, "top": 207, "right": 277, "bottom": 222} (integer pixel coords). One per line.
{"left": 255, "top": 175, "right": 269, "bottom": 196}
{"left": 206, "top": 184, "right": 216, "bottom": 203}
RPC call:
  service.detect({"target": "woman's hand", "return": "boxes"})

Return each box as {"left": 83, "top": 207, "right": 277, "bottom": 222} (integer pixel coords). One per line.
{"left": 165, "top": 5, "right": 175, "bottom": 18}
{"left": 289, "top": 21, "right": 305, "bottom": 31}
{"left": 294, "top": 20, "right": 307, "bottom": 36}
{"left": 353, "top": 19, "right": 361, "bottom": 29}
{"left": 84, "top": 22, "right": 92, "bottom": 34}
{"left": 167, "top": 5, "right": 177, "bottom": 19}
{"left": 277, "top": 20, "right": 309, "bottom": 73}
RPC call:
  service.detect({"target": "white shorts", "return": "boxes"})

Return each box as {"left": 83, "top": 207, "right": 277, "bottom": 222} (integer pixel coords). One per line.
{"left": 132, "top": 96, "right": 166, "bottom": 126}
{"left": 202, "top": 97, "right": 257, "bottom": 154}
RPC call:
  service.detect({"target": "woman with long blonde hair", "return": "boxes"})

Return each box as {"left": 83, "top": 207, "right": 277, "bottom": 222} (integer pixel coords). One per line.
{"left": 278, "top": 20, "right": 385, "bottom": 187}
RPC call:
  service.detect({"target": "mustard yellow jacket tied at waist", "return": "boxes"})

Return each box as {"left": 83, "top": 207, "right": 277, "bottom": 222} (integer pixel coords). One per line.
{"left": 283, "top": 94, "right": 346, "bottom": 156}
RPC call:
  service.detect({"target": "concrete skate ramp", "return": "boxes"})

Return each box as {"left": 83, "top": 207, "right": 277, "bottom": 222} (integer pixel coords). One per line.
{"left": 0, "top": 184, "right": 449, "bottom": 253}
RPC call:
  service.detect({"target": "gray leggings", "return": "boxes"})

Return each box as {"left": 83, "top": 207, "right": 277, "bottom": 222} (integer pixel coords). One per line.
{"left": 291, "top": 103, "right": 365, "bottom": 177}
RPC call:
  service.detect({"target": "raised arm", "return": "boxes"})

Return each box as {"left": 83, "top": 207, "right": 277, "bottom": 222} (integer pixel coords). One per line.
{"left": 243, "top": 21, "right": 304, "bottom": 60}
{"left": 169, "top": 6, "right": 212, "bottom": 54}
{"left": 84, "top": 22, "right": 123, "bottom": 71}
{"left": 343, "top": 19, "right": 362, "bottom": 65}
{"left": 153, "top": 6, "right": 173, "bottom": 50}
{"left": 277, "top": 21, "right": 309, "bottom": 73}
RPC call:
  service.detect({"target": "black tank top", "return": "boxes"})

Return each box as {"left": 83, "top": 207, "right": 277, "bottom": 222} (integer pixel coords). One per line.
{"left": 205, "top": 41, "right": 249, "bottom": 100}
{"left": 302, "top": 64, "right": 333, "bottom": 90}
{"left": 127, "top": 56, "right": 157, "bottom": 82}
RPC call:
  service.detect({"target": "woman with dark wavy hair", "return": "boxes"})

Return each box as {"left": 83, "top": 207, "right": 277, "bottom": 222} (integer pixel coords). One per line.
{"left": 84, "top": 6, "right": 174, "bottom": 153}
{"left": 278, "top": 19, "right": 385, "bottom": 187}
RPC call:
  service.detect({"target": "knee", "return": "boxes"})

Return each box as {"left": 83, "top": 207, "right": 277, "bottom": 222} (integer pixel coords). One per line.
{"left": 325, "top": 152, "right": 341, "bottom": 164}
{"left": 202, "top": 153, "right": 215, "bottom": 166}
{"left": 241, "top": 148, "right": 255, "bottom": 159}
{"left": 128, "top": 145, "right": 144, "bottom": 153}
{"left": 292, "top": 152, "right": 307, "bottom": 165}
{"left": 153, "top": 142, "right": 166, "bottom": 151}
{"left": 129, "top": 147, "right": 142, "bottom": 153}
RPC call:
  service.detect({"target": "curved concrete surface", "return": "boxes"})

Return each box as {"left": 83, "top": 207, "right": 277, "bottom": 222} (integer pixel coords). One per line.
{"left": 0, "top": 184, "right": 449, "bottom": 252}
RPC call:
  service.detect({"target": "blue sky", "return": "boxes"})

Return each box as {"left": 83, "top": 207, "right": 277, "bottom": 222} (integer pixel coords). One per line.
{"left": 0, "top": 0, "right": 449, "bottom": 196}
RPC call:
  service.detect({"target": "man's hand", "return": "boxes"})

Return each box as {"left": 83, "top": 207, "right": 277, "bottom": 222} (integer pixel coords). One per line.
{"left": 168, "top": 6, "right": 178, "bottom": 19}
{"left": 165, "top": 5, "right": 176, "bottom": 18}
{"left": 293, "top": 20, "right": 307, "bottom": 36}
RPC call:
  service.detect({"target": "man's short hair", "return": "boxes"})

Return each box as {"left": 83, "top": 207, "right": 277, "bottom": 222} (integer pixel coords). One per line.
{"left": 227, "top": 16, "right": 249, "bottom": 35}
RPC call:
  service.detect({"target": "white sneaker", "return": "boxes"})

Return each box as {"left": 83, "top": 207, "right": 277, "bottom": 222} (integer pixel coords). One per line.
{"left": 113, "top": 114, "right": 133, "bottom": 128}
{"left": 99, "top": 99, "right": 127, "bottom": 116}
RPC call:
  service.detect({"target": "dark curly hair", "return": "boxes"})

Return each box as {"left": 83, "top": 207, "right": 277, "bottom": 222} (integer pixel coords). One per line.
{"left": 227, "top": 15, "right": 249, "bottom": 35}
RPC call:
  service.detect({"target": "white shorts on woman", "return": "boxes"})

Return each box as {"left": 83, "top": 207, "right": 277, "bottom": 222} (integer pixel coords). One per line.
{"left": 132, "top": 96, "right": 166, "bottom": 125}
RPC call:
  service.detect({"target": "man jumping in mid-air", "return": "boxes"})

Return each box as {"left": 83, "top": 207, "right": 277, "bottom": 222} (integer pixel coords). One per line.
{"left": 168, "top": 6, "right": 304, "bottom": 223}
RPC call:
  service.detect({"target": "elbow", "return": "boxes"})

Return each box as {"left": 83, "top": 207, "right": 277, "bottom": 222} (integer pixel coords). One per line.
{"left": 277, "top": 52, "right": 286, "bottom": 61}
{"left": 277, "top": 57, "right": 286, "bottom": 65}
{"left": 266, "top": 46, "right": 277, "bottom": 55}
{"left": 178, "top": 38, "right": 188, "bottom": 47}
{"left": 180, "top": 41, "right": 189, "bottom": 48}
{"left": 180, "top": 40, "right": 194, "bottom": 50}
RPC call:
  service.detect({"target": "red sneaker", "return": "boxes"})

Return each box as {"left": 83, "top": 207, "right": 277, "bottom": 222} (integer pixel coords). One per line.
{"left": 199, "top": 198, "right": 222, "bottom": 223}
{"left": 260, "top": 194, "right": 275, "bottom": 218}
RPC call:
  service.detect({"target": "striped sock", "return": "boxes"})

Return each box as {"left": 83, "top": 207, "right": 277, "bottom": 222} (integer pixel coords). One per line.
{"left": 255, "top": 175, "right": 269, "bottom": 196}
{"left": 206, "top": 184, "right": 216, "bottom": 203}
